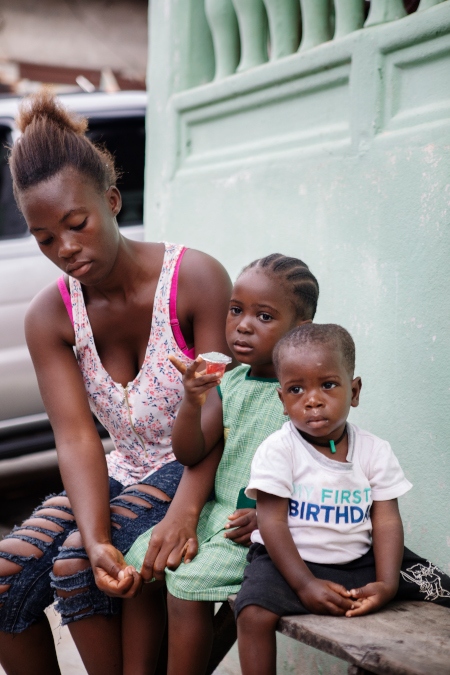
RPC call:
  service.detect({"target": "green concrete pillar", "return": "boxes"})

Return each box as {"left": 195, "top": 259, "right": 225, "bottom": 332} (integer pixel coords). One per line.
{"left": 418, "top": 0, "right": 447, "bottom": 10}
{"left": 365, "top": 0, "right": 406, "bottom": 27}
{"left": 263, "top": 0, "right": 300, "bottom": 59}
{"left": 205, "top": 0, "right": 240, "bottom": 80}
{"left": 334, "top": 0, "right": 364, "bottom": 39}
{"left": 299, "top": 0, "right": 332, "bottom": 51}
{"left": 232, "top": 0, "right": 268, "bottom": 71}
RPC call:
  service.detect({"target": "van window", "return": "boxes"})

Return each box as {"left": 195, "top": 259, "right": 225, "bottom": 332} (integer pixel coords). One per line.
{"left": 87, "top": 116, "right": 145, "bottom": 226}
{"left": 0, "top": 113, "right": 145, "bottom": 241}
{"left": 0, "top": 126, "right": 28, "bottom": 240}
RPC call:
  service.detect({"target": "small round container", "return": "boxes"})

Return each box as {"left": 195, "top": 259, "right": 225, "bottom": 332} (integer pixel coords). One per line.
{"left": 199, "top": 351, "right": 232, "bottom": 376}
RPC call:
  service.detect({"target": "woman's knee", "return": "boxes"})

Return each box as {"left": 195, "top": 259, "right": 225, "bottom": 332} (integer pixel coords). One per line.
{"left": 51, "top": 531, "right": 107, "bottom": 624}
{"left": 52, "top": 531, "right": 90, "bottom": 580}
{"left": 0, "top": 495, "right": 75, "bottom": 591}
{"left": 0, "top": 495, "right": 74, "bottom": 631}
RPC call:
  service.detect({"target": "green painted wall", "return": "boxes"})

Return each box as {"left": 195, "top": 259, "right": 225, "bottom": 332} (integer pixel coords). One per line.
{"left": 145, "top": 1, "right": 450, "bottom": 670}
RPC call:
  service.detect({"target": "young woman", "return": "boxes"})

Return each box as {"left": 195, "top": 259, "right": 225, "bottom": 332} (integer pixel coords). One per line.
{"left": 0, "top": 91, "right": 232, "bottom": 675}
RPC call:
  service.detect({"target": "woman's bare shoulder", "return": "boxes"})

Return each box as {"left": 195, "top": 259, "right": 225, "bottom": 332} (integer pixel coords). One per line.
{"left": 25, "top": 277, "right": 74, "bottom": 346}
{"left": 179, "top": 248, "right": 231, "bottom": 294}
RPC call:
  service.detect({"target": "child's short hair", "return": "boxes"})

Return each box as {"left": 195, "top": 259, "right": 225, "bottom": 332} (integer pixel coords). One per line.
{"left": 239, "top": 254, "right": 319, "bottom": 320}
{"left": 273, "top": 324, "right": 355, "bottom": 377}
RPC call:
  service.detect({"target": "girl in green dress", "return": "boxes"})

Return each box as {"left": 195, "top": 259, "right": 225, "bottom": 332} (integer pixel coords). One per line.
{"left": 125, "top": 253, "right": 319, "bottom": 674}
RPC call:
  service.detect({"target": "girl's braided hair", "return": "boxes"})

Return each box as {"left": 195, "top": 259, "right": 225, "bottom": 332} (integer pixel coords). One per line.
{"left": 9, "top": 89, "right": 118, "bottom": 207}
{"left": 240, "top": 253, "right": 319, "bottom": 320}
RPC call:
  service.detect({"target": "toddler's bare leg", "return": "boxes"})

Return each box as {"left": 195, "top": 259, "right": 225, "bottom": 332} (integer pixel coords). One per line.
{"left": 167, "top": 593, "right": 214, "bottom": 675}
{"left": 237, "top": 604, "right": 279, "bottom": 675}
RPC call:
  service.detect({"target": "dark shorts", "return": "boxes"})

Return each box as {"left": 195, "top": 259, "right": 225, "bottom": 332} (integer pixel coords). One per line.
{"left": 234, "top": 543, "right": 450, "bottom": 618}
{"left": 0, "top": 460, "right": 184, "bottom": 633}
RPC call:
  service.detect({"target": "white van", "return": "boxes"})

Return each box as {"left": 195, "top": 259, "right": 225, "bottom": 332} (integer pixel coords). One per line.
{"left": 0, "top": 91, "right": 146, "bottom": 458}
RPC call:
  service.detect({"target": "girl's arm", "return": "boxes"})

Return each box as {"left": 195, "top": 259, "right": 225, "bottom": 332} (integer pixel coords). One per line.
{"left": 141, "top": 439, "right": 223, "bottom": 581}
{"left": 346, "top": 498, "right": 403, "bottom": 617}
{"left": 257, "top": 491, "right": 354, "bottom": 615}
{"left": 25, "top": 284, "right": 140, "bottom": 598}
{"left": 140, "top": 363, "right": 224, "bottom": 576}
{"left": 170, "top": 358, "right": 224, "bottom": 465}
{"left": 171, "top": 248, "right": 232, "bottom": 465}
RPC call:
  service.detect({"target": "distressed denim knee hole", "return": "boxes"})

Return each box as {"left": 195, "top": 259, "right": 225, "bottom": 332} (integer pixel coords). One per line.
{"left": 114, "top": 494, "right": 153, "bottom": 509}
{"left": 110, "top": 504, "right": 139, "bottom": 519}
{"left": 0, "top": 539, "right": 44, "bottom": 559}
{"left": 0, "top": 552, "right": 23, "bottom": 574}
{"left": 129, "top": 484, "right": 172, "bottom": 502}
{"left": 53, "top": 556, "right": 90, "bottom": 579}
{"left": 13, "top": 529, "right": 54, "bottom": 544}
{"left": 33, "top": 508, "right": 75, "bottom": 521}
{"left": 43, "top": 496, "right": 70, "bottom": 507}
{"left": 22, "top": 518, "right": 64, "bottom": 534}
{"left": 50, "top": 562, "right": 119, "bottom": 626}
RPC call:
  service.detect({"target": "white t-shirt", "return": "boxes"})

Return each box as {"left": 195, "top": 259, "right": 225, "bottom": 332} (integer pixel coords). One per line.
{"left": 246, "top": 421, "right": 412, "bottom": 564}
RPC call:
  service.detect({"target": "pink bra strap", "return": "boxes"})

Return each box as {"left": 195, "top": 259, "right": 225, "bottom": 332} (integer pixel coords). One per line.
{"left": 57, "top": 276, "right": 74, "bottom": 327}
{"left": 170, "top": 248, "right": 195, "bottom": 359}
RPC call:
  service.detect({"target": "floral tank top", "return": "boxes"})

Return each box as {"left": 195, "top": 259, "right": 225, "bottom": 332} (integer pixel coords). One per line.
{"left": 68, "top": 242, "right": 193, "bottom": 486}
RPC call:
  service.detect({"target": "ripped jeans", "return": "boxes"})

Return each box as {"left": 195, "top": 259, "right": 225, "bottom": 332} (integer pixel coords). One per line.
{"left": 0, "top": 460, "right": 183, "bottom": 634}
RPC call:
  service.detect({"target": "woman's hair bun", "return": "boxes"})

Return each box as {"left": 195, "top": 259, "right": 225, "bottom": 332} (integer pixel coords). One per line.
{"left": 10, "top": 88, "right": 118, "bottom": 199}
{"left": 16, "top": 88, "right": 88, "bottom": 135}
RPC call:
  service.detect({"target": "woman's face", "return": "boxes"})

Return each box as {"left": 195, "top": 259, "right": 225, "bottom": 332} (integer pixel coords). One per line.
{"left": 20, "top": 166, "right": 122, "bottom": 285}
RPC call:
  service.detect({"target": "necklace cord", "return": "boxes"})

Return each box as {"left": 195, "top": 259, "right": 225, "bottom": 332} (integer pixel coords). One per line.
{"left": 298, "top": 426, "right": 347, "bottom": 453}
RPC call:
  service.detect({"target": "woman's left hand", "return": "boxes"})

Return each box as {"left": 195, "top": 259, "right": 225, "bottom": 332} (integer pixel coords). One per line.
{"left": 224, "top": 508, "right": 257, "bottom": 546}
{"left": 141, "top": 512, "right": 199, "bottom": 582}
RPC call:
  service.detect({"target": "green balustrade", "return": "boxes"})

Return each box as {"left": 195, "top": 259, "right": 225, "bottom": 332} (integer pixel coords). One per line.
{"left": 334, "top": 0, "right": 365, "bottom": 39}
{"left": 231, "top": 0, "right": 268, "bottom": 72}
{"left": 263, "top": 0, "right": 300, "bottom": 59}
{"left": 365, "top": 0, "right": 407, "bottom": 27}
{"left": 205, "top": 0, "right": 240, "bottom": 80}
{"left": 418, "top": 0, "right": 447, "bottom": 10}
{"left": 298, "top": 0, "right": 332, "bottom": 51}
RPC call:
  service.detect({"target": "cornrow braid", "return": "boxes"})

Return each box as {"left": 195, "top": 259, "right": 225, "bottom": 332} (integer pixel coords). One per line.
{"left": 240, "top": 253, "right": 319, "bottom": 320}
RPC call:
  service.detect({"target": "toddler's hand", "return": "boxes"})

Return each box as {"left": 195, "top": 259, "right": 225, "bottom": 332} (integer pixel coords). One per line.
{"left": 345, "top": 581, "right": 397, "bottom": 617}
{"left": 169, "top": 355, "right": 222, "bottom": 407}
{"left": 224, "top": 508, "right": 257, "bottom": 546}
{"left": 298, "top": 578, "right": 356, "bottom": 616}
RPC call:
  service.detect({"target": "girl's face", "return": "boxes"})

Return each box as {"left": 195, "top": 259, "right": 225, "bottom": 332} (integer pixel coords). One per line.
{"left": 20, "top": 166, "right": 122, "bottom": 285}
{"left": 226, "top": 269, "right": 304, "bottom": 378}
{"left": 277, "top": 345, "right": 361, "bottom": 443}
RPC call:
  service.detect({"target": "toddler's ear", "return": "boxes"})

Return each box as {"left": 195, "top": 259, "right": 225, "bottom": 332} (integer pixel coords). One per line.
{"left": 277, "top": 387, "right": 288, "bottom": 415}
{"left": 351, "top": 377, "right": 362, "bottom": 408}
{"left": 296, "top": 318, "right": 312, "bottom": 327}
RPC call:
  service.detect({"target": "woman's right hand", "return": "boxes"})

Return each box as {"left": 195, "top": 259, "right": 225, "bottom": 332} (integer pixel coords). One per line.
{"left": 169, "top": 355, "right": 222, "bottom": 407}
{"left": 90, "top": 542, "right": 142, "bottom": 598}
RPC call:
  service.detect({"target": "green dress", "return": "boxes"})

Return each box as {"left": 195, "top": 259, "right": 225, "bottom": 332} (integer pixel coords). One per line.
{"left": 125, "top": 365, "right": 286, "bottom": 601}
